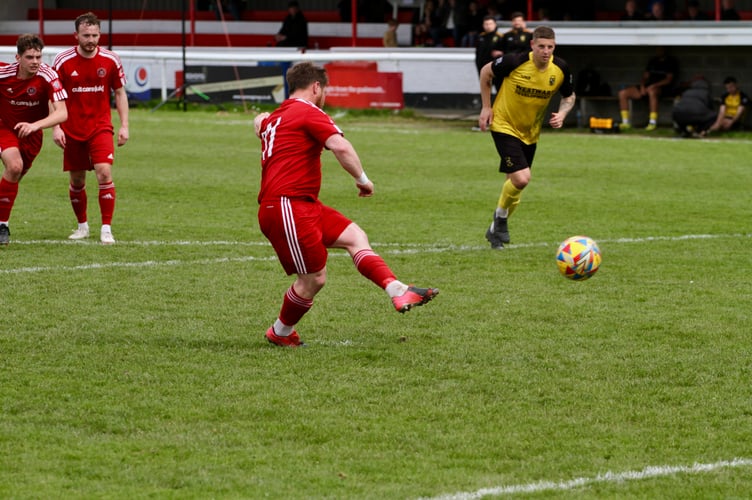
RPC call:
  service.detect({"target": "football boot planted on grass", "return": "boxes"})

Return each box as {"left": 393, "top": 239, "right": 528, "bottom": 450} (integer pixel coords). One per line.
{"left": 266, "top": 326, "right": 306, "bottom": 347}
{"left": 485, "top": 216, "right": 510, "bottom": 249}
{"left": 100, "top": 227, "right": 116, "bottom": 245}
{"left": 392, "top": 286, "right": 439, "bottom": 313}
{"left": 69, "top": 224, "right": 90, "bottom": 240}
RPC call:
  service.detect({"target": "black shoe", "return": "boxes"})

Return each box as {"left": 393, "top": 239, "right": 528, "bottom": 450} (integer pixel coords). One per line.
{"left": 494, "top": 216, "right": 511, "bottom": 244}
{"left": 485, "top": 226, "right": 504, "bottom": 249}
{"left": 0, "top": 224, "right": 9, "bottom": 246}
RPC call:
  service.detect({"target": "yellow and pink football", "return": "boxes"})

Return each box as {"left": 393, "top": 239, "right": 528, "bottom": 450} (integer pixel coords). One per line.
{"left": 556, "top": 235, "right": 601, "bottom": 281}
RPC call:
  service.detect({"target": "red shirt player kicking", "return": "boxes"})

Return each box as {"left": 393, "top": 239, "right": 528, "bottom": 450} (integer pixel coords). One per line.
{"left": 0, "top": 34, "right": 68, "bottom": 245}
{"left": 53, "top": 12, "right": 129, "bottom": 245}
{"left": 254, "top": 62, "right": 438, "bottom": 347}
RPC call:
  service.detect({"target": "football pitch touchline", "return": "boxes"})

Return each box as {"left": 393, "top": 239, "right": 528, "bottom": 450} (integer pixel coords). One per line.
{"left": 0, "top": 255, "right": 280, "bottom": 275}
{"left": 15, "top": 232, "right": 752, "bottom": 248}
{"left": 4, "top": 232, "right": 749, "bottom": 275}
{"left": 420, "top": 458, "right": 752, "bottom": 499}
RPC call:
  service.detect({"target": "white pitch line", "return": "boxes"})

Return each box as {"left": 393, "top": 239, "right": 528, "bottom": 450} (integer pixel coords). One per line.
{"left": 2, "top": 233, "right": 749, "bottom": 275}
{"left": 14, "top": 239, "right": 273, "bottom": 247}
{"left": 0, "top": 255, "right": 278, "bottom": 275}
{"left": 12, "top": 232, "right": 751, "bottom": 248}
{"left": 420, "top": 458, "right": 752, "bottom": 499}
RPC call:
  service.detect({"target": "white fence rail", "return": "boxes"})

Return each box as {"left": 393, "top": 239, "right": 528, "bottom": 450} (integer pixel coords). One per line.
{"left": 2, "top": 24, "right": 751, "bottom": 100}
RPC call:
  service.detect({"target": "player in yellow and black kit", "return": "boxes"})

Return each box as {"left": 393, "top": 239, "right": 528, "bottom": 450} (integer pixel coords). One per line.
{"left": 709, "top": 76, "right": 749, "bottom": 134}
{"left": 478, "top": 25, "right": 575, "bottom": 249}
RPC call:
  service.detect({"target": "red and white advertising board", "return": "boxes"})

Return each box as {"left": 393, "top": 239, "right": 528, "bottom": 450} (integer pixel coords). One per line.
{"left": 324, "top": 62, "right": 404, "bottom": 110}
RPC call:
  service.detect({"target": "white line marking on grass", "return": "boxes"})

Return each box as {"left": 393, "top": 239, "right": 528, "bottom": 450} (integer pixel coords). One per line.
{"left": 4, "top": 233, "right": 749, "bottom": 275}
{"left": 16, "top": 239, "right": 272, "bottom": 247}
{"left": 0, "top": 255, "right": 278, "bottom": 275}
{"left": 14, "top": 232, "right": 750, "bottom": 249}
{"left": 420, "top": 458, "right": 752, "bottom": 499}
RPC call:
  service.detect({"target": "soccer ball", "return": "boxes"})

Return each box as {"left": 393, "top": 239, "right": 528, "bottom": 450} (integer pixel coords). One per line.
{"left": 556, "top": 235, "right": 601, "bottom": 281}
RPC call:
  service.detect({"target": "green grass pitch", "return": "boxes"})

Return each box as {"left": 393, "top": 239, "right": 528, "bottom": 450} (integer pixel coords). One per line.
{"left": 1, "top": 108, "right": 751, "bottom": 498}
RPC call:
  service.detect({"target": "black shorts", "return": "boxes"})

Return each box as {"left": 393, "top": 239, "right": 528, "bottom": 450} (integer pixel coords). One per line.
{"left": 491, "top": 132, "right": 536, "bottom": 173}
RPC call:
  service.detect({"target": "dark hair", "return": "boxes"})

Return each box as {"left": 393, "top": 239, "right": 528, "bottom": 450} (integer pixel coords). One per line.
{"left": 16, "top": 33, "right": 44, "bottom": 55}
{"left": 533, "top": 26, "right": 555, "bottom": 40}
{"left": 723, "top": 76, "right": 737, "bottom": 84}
{"left": 483, "top": 15, "right": 496, "bottom": 22}
{"left": 286, "top": 62, "right": 328, "bottom": 93}
{"left": 75, "top": 12, "right": 100, "bottom": 31}
{"left": 510, "top": 11, "right": 525, "bottom": 20}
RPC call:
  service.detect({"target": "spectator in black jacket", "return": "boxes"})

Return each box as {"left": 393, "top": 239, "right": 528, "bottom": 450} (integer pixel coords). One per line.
{"left": 620, "top": 0, "right": 644, "bottom": 20}
{"left": 275, "top": 1, "right": 309, "bottom": 48}
{"left": 721, "top": 0, "right": 741, "bottom": 20}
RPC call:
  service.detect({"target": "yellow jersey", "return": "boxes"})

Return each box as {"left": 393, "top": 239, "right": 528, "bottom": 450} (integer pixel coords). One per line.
{"left": 721, "top": 90, "right": 750, "bottom": 119}
{"left": 490, "top": 51, "right": 574, "bottom": 145}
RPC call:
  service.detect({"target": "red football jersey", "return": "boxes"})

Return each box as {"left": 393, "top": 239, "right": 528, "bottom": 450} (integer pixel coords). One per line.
{"left": 52, "top": 46, "right": 126, "bottom": 141}
{"left": 0, "top": 62, "right": 67, "bottom": 128}
{"left": 257, "top": 98, "right": 343, "bottom": 203}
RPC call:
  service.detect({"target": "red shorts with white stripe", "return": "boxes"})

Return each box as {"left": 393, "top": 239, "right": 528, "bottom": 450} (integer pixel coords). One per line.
{"left": 258, "top": 197, "right": 352, "bottom": 276}
{"left": 62, "top": 130, "right": 115, "bottom": 171}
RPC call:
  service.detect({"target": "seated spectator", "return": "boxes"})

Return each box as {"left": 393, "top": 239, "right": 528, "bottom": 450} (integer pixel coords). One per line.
{"left": 619, "top": 46, "right": 679, "bottom": 131}
{"left": 383, "top": 19, "right": 399, "bottom": 47}
{"left": 275, "top": 1, "right": 308, "bottom": 48}
{"left": 645, "top": 1, "right": 669, "bottom": 20}
{"left": 721, "top": 0, "right": 741, "bottom": 20}
{"left": 672, "top": 76, "right": 717, "bottom": 137}
{"left": 413, "top": 22, "right": 430, "bottom": 47}
{"left": 620, "top": 0, "right": 644, "bottom": 21}
{"left": 684, "top": 0, "right": 710, "bottom": 20}
{"left": 709, "top": 76, "right": 750, "bottom": 133}
{"left": 413, "top": 0, "right": 438, "bottom": 46}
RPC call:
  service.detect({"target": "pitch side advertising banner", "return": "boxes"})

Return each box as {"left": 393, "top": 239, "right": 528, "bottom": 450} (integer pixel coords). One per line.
{"left": 123, "top": 61, "right": 152, "bottom": 100}
{"left": 182, "top": 65, "right": 287, "bottom": 103}
{"left": 324, "top": 69, "right": 404, "bottom": 110}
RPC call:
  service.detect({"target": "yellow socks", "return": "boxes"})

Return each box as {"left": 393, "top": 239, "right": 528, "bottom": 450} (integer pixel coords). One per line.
{"left": 498, "top": 179, "right": 522, "bottom": 218}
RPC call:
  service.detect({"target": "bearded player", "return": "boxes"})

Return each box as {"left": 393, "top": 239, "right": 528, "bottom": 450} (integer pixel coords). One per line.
{"left": 254, "top": 62, "right": 438, "bottom": 347}
{"left": 53, "top": 12, "right": 129, "bottom": 245}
